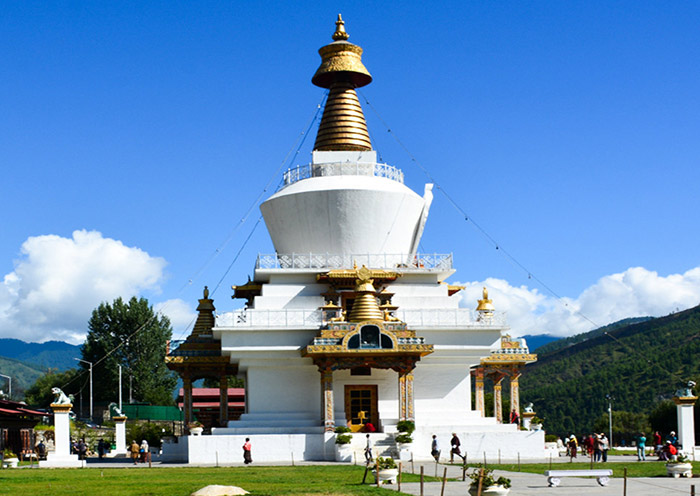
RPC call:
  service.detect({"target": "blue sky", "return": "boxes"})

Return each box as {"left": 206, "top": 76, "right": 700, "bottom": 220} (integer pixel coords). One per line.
{"left": 2, "top": 1, "right": 700, "bottom": 344}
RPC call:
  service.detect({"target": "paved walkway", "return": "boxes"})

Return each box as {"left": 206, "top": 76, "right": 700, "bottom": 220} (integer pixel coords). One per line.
{"left": 388, "top": 458, "right": 700, "bottom": 496}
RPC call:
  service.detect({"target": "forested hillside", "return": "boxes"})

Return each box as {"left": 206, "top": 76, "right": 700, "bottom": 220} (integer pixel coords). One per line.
{"left": 0, "top": 338, "right": 80, "bottom": 370}
{"left": 0, "top": 356, "right": 44, "bottom": 399}
{"left": 520, "top": 305, "right": 700, "bottom": 436}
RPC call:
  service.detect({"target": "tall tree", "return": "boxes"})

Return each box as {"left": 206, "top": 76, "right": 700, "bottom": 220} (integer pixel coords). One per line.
{"left": 81, "top": 296, "right": 177, "bottom": 405}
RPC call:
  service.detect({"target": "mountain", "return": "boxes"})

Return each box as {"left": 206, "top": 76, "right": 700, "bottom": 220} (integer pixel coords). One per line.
{"left": 520, "top": 334, "right": 560, "bottom": 351}
{"left": 520, "top": 305, "right": 700, "bottom": 436}
{"left": 0, "top": 356, "right": 45, "bottom": 399}
{"left": 0, "top": 338, "right": 81, "bottom": 371}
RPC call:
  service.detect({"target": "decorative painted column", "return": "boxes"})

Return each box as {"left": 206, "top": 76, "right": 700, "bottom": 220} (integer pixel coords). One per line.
{"left": 40, "top": 403, "right": 83, "bottom": 467}
{"left": 219, "top": 375, "right": 229, "bottom": 427}
{"left": 321, "top": 368, "right": 335, "bottom": 431}
{"left": 113, "top": 416, "right": 128, "bottom": 455}
{"left": 493, "top": 376, "right": 504, "bottom": 423}
{"left": 510, "top": 370, "right": 521, "bottom": 421}
{"left": 183, "top": 374, "right": 193, "bottom": 430}
{"left": 474, "top": 368, "right": 485, "bottom": 416}
{"left": 398, "top": 370, "right": 415, "bottom": 422}
{"left": 674, "top": 394, "right": 697, "bottom": 455}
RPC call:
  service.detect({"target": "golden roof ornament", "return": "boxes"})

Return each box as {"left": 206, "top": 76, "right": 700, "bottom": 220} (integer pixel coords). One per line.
{"left": 348, "top": 265, "right": 383, "bottom": 322}
{"left": 476, "top": 286, "right": 495, "bottom": 313}
{"left": 312, "top": 15, "right": 372, "bottom": 151}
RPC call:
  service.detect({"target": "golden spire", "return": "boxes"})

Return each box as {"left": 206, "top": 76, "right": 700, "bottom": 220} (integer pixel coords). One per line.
{"left": 348, "top": 266, "right": 384, "bottom": 322}
{"left": 312, "top": 15, "right": 373, "bottom": 152}
{"left": 476, "top": 287, "right": 495, "bottom": 313}
{"left": 191, "top": 286, "right": 216, "bottom": 337}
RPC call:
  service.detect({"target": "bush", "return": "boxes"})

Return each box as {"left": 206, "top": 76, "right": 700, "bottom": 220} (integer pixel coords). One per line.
{"left": 468, "top": 465, "right": 511, "bottom": 489}
{"left": 396, "top": 420, "right": 415, "bottom": 435}
{"left": 3, "top": 448, "right": 17, "bottom": 459}
{"left": 335, "top": 434, "right": 352, "bottom": 445}
{"left": 334, "top": 425, "right": 351, "bottom": 434}
{"left": 375, "top": 456, "right": 397, "bottom": 470}
{"left": 126, "top": 421, "right": 173, "bottom": 449}
{"left": 395, "top": 433, "right": 413, "bottom": 444}
{"left": 545, "top": 434, "right": 558, "bottom": 443}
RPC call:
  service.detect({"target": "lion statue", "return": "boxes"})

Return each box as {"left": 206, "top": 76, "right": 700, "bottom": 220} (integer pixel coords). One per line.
{"left": 51, "top": 387, "right": 73, "bottom": 405}
{"left": 676, "top": 380, "right": 697, "bottom": 398}
{"left": 108, "top": 402, "right": 124, "bottom": 418}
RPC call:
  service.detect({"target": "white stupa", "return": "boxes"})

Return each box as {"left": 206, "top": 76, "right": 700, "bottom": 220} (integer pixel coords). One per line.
{"left": 164, "top": 15, "right": 543, "bottom": 464}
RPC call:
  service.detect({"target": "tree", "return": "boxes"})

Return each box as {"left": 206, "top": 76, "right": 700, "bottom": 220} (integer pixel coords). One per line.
{"left": 81, "top": 296, "right": 177, "bottom": 405}
{"left": 25, "top": 369, "right": 81, "bottom": 409}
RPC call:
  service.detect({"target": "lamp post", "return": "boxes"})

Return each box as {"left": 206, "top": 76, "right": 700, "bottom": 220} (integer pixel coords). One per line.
{"left": 0, "top": 374, "right": 10, "bottom": 399}
{"left": 74, "top": 358, "right": 93, "bottom": 422}
{"left": 605, "top": 394, "right": 614, "bottom": 447}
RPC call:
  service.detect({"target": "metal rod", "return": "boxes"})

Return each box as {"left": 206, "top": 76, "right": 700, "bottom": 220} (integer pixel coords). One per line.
{"left": 420, "top": 465, "right": 424, "bottom": 496}
{"left": 440, "top": 467, "right": 447, "bottom": 496}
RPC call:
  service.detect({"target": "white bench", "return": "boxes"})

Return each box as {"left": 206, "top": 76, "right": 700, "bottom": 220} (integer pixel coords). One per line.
{"left": 544, "top": 469, "right": 613, "bottom": 487}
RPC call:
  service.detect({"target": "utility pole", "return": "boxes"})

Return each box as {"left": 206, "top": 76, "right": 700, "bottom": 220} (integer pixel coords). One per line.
{"left": 74, "top": 358, "right": 93, "bottom": 422}
{"left": 605, "top": 394, "right": 614, "bottom": 447}
{"left": 118, "top": 365, "right": 122, "bottom": 410}
{"left": 0, "top": 374, "right": 10, "bottom": 400}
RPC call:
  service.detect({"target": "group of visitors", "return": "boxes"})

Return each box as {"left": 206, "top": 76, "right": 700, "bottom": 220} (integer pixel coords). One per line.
{"left": 652, "top": 430, "right": 680, "bottom": 461}
{"left": 129, "top": 439, "right": 150, "bottom": 464}
{"left": 564, "top": 433, "right": 610, "bottom": 461}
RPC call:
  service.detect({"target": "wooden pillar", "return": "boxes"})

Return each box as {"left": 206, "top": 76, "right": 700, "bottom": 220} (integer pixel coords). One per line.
{"left": 493, "top": 375, "right": 504, "bottom": 423}
{"left": 321, "top": 368, "right": 335, "bottom": 431}
{"left": 474, "top": 368, "right": 485, "bottom": 416}
{"left": 219, "top": 375, "right": 229, "bottom": 427}
{"left": 398, "top": 369, "right": 415, "bottom": 422}
{"left": 183, "top": 373, "right": 193, "bottom": 430}
{"left": 510, "top": 370, "right": 521, "bottom": 421}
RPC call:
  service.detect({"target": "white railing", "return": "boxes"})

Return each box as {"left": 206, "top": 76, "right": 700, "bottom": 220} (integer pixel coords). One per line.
{"left": 396, "top": 309, "right": 507, "bottom": 328}
{"left": 282, "top": 162, "right": 404, "bottom": 187}
{"left": 256, "top": 253, "right": 453, "bottom": 271}
{"left": 216, "top": 308, "right": 506, "bottom": 328}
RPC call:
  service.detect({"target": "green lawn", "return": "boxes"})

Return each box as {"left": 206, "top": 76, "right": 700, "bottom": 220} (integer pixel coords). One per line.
{"left": 0, "top": 465, "right": 429, "bottom": 496}
{"left": 462, "top": 460, "right": 695, "bottom": 478}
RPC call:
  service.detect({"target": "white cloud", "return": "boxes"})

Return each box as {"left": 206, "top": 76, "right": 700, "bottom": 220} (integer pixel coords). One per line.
{"left": 0, "top": 230, "right": 168, "bottom": 344}
{"left": 154, "top": 299, "right": 197, "bottom": 341}
{"left": 457, "top": 266, "right": 700, "bottom": 338}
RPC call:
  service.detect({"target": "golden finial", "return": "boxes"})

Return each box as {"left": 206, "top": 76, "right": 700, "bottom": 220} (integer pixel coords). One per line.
{"left": 332, "top": 14, "right": 349, "bottom": 41}
{"left": 312, "top": 15, "right": 373, "bottom": 151}
{"left": 203, "top": 286, "right": 209, "bottom": 299}
{"left": 476, "top": 286, "right": 495, "bottom": 313}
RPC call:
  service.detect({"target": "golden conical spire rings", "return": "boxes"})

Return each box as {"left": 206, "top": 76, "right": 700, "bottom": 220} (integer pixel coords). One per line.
{"left": 314, "top": 81, "right": 371, "bottom": 151}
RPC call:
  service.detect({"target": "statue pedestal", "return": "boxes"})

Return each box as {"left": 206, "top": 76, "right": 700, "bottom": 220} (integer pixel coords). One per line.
{"left": 112, "top": 416, "right": 128, "bottom": 456}
{"left": 40, "top": 403, "right": 85, "bottom": 468}
{"left": 522, "top": 411, "right": 536, "bottom": 431}
{"left": 674, "top": 395, "right": 697, "bottom": 455}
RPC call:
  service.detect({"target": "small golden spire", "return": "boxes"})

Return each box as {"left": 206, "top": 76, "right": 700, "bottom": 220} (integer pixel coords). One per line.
{"left": 348, "top": 266, "right": 383, "bottom": 322}
{"left": 476, "top": 286, "right": 495, "bottom": 313}
{"left": 312, "top": 15, "right": 373, "bottom": 152}
{"left": 332, "top": 14, "right": 349, "bottom": 41}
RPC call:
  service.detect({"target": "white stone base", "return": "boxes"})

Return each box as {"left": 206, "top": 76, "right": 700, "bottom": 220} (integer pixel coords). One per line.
{"left": 39, "top": 453, "right": 86, "bottom": 468}
{"left": 161, "top": 427, "right": 545, "bottom": 464}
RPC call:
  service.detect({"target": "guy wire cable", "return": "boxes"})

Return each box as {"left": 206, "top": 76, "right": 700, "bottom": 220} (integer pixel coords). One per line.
{"left": 64, "top": 96, "right": 328, "bottom": 390}
{"left": 358, "top": 91, "right": 679, "bottom": 381}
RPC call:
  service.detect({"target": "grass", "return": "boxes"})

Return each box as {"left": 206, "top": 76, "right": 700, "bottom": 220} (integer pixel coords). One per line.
{"left": 0, "top": 465, "right": 433, "bottom": 496}
{"left": 462, "top": 460, "right": 696, "bottom": 478}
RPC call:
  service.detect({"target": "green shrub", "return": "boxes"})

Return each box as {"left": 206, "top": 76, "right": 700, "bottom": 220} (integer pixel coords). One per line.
{"left": 375, "top": 456, "right": 397, "bottom": 470}
{"left": 396, "top": 420, "right": 415, "bottom": 435}
{"left": 335, "top": 434, "right": 352, "bottom": 445}
{"left": 334, "top": 425, "right": 351, "bottom": 434}
{"left": 395, "top": 433, "right": 413, "bottom": 444}
{"left": 545, "top": 434, "right": 558, "bottom": 443}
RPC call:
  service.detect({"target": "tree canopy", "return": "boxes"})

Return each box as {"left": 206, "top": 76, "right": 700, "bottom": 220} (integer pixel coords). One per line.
{"left": 25, "top": 368, "right": 81, "bottom": 409}
{"left": 80, "top": 296, "right": 177, "bottom": 406}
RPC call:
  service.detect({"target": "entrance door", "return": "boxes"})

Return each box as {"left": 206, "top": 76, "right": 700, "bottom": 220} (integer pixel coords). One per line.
{"left": 345, "top": 385, "right": 378, "bottom": 432}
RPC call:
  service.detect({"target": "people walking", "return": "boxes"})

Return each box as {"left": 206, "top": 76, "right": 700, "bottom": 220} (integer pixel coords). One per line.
{"left": 431, "top": 435, "right": 440, "bottom": 462}
{"left": 567, "top": 435, "right": 578, "bottom": 460}
{"left": 364, "top": 434, "right": 373, "bottom": 463}
{"left": 600, "top": 433, "right": 609, "bottom": 462}
{"left": 130, "top": 440, "right": 140, "bottom": 464}
{"left": 450, "top": 433, "right": 464, "bottom": 463}
{"left": 243, "top": 437, "right": 252, "bottom": 464}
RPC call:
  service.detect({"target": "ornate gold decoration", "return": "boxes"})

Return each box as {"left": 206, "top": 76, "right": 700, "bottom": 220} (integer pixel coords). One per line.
{"left": 673, "top": 396, "right": 698, "bottom": 405}
{"left": 50, "top": 403, "right": 72, "bottom": 413}
{"left": 476, "top": 286, "right": 495, "bottom": 312}
{"left": 312, "top": 15, "right": 373, "bottom": 151}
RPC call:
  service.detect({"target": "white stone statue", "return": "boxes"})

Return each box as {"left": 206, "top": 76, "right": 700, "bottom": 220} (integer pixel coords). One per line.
{"left": 524, "top": 402, "right": 534, "bottom": 413}
{"left": 108, "top": 402, "right": 124, "bottom": 417}
{"left": 51, "top": 387, "right": 73, "bottom": 405}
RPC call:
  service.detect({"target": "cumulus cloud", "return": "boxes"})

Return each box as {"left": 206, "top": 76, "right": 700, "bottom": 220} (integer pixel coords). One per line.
{"left": 0, "top": 230, "right": 168, "bottom": 344}
{"left": 154, "top": 298, "right": 197, "bottom": 340}
{"left": 457, "top": 266, "right": 700, "bottom": 337}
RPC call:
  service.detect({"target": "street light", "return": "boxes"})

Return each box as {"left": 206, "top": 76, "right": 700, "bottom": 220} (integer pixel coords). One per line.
{"left": 605, "top": 394, "right": 614, "bottom": 447}
{"left": 0, "top": 374, "right": 10, "bottom": 399}
{"left": 74, "top": 358, "right": 93, "bottom": 422}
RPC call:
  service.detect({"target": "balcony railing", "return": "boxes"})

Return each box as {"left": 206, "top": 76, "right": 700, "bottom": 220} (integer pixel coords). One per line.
{"left": 216, "top": 308, "right": 506, "bottom": 329}
{"left": 256, "top": 253, "right": 453, "bottom": 271}
{"left": 282, "top": 162, "right": 404, "bottom": 188}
